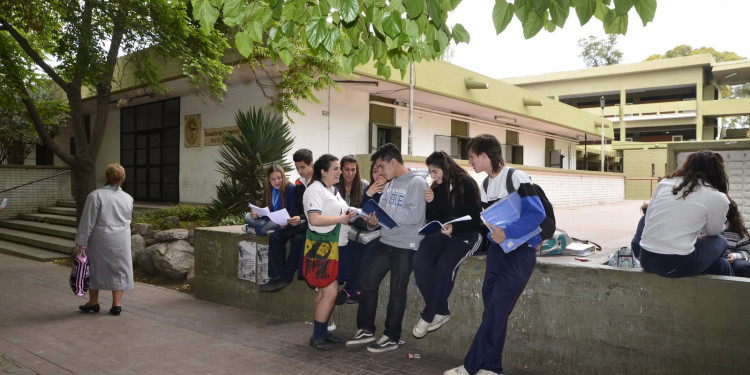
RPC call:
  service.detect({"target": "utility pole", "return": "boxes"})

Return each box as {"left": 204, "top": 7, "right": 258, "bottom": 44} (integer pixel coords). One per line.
{"left": 600, "top": 96, "right": 605, "bottom": 172}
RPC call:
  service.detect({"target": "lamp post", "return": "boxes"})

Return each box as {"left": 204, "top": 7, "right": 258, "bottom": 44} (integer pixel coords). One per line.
{"left": 600, "top": 96, "right": 605, "bottom": 172}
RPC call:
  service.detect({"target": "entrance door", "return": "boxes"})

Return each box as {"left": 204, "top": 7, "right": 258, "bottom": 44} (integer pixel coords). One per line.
{"left": 120, "top": 98, "right": 180, "bottom": 202}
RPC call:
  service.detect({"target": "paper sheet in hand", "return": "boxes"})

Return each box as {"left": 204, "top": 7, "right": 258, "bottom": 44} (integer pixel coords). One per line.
{"left": 361, "top": 199, "right": 398, "bottom": 229}
{"left": 0, "top": 198, "right": 6, "bottom": 209}
{"left": 248, "top": 203, "right": 291, "bottom": 225}
{"left": 418, "top": 215, "right": 472, "bottom": 235}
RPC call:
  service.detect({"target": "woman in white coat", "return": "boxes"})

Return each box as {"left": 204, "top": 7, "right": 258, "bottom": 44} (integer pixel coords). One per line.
{"left": 76, "top": 163, "right": 134, "bottom": 315}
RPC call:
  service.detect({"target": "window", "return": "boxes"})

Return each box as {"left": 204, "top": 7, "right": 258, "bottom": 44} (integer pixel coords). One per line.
{"left": 370, "top": 122, "right": 401, "bottom": 152}
{"left": 502, "top": 144, "right": 523, "bottom": 165}
{"left": 434, "top": 135, "right": 470, "bottom": 159}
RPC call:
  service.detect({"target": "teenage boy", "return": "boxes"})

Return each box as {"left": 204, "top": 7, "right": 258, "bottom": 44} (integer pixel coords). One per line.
{"left": 260, "top": 148, "right": 313, "bottom": 292}
{"left": 444, "top": 134, "right": 545, "bottom": 375}
{"left": 345, "top": 143, "right": 428, "bottom": 353}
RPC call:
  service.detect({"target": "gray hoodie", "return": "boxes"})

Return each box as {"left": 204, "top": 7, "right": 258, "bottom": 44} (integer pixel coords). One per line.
{"left": 378, "top": 169, "right": 428, "bottom": 250}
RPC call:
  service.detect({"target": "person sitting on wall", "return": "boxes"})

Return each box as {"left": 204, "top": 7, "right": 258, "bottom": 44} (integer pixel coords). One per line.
{"left": 243, "top": 164, "right": 295, "bottom": 235}
{"left": 260, "top": 149, "right": 313, "bottom": 292}
{"left": 723, "top": 200, "right": 750, "bottom": 278}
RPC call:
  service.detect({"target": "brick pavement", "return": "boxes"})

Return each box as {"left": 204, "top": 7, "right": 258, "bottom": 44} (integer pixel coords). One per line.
{"left": 0, "top": 200, "right": 645, "bottom": 375}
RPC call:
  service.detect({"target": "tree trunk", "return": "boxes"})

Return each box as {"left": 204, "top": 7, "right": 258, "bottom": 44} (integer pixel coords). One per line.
{"left": 72, "top": 155, "right": 96, "bottom": 222}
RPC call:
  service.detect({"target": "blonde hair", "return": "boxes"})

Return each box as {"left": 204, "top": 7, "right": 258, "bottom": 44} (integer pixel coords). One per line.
{"left": 105, "top": 163, "right": 126, "bottom": 186}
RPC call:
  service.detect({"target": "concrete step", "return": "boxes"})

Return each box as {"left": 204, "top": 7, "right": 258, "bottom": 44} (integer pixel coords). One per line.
{"left": 38, "top": 206, "right": 76, "bottom": 217}
{"left": 56, "top": 200, "right": 77, "bottom": 208}
{"left": 0, "top": 219, "right": 77, "bottom": 240}
{"left": 0, "top": 227, "right": 75, "bottom": 254}
{"left": 18, "top": 213, "right": 77, "bottom": 227}
{"left": 0, "top": 239, "right": 69, "bottom": 262}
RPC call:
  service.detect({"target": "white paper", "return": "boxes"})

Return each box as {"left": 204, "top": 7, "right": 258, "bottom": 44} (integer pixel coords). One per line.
{"left": 238, "top": 241, "right": 257, "bottom": 282}
{"left": 249, "top": 203, "right": 291, "bottom": 225}
{"left": 1, "top": 198, "right": 7, "bottom": 209}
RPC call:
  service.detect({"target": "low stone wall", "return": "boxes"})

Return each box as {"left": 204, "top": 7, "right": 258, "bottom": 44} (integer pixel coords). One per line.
{"left": 0, "top": 165, "right": 72, "bottom": 219}
{"left": 194, "top": 227, "right": 749, "bottom": 375}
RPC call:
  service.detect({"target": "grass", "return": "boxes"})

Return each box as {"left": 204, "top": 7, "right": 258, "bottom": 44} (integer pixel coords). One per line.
{"left": 132, "top": 203, "right": 212, "bottom": 230}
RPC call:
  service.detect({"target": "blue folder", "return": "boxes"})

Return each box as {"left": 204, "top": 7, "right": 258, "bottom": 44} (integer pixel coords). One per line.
{"left": 362, "top": 199, "right": 398, "bottom": 230}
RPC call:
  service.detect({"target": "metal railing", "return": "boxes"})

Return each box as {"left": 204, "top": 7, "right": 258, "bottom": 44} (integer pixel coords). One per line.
{"left": 0, "top": 170, "right": 72, "bottom": 194}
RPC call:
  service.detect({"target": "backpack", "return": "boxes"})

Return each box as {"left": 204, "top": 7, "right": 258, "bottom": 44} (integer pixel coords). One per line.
{"left": 483, "top": 167, "right": 556, "bottom": 240}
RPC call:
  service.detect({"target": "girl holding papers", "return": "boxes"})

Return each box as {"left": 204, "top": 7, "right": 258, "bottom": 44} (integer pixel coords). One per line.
{"left": 244, "top": 165, "right": 295, "bottom": 235}
{"left": 412, "top": 151, "right": 483, "bottom": 339}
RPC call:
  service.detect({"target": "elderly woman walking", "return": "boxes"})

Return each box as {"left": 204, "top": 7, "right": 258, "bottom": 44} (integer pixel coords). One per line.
{"left": 76, "top": 163, "right": 134, "bottom": 316}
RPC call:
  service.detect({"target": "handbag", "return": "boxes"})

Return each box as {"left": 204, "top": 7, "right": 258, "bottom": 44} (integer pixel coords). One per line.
{"left": 69, "top": 249, "right": 90, "bottom": 297}
{"left": 302, "top": 224, "right": 341, "bottom": 288}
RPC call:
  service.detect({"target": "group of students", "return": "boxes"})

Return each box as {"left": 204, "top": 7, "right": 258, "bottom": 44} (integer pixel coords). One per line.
{"left": 629, "top": 150, "right": 750, "bottom": 278}
{"left": 245, "top": 134, "right": 548, "bottom": 375}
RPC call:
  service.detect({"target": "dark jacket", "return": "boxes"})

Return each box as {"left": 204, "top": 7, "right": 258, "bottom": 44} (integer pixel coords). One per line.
{"left": 425, "top": 174, "right": 482, "bottom": 236}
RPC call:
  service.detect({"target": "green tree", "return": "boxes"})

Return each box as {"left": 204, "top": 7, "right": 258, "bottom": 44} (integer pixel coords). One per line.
{"left": 209, "top": 107, "right": 294, "bottom": 220}
{"left": 193, "top": 0, "right": 658, "bottom": 79}
{"left": 577, "top": 34, "right": 623, "bottom": 67}
{"left": 0, "top": 0, "right": 231, "bottom": 219}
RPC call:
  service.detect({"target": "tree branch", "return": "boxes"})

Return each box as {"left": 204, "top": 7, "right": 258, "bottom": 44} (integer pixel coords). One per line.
{"left": 89, "top": 24, "right": 125, "bottom": 160}
{"left": 0, "top": 16, "right": 70, "bottom": 93}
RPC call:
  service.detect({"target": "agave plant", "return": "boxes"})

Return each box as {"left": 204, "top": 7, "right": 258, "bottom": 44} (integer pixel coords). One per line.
{"left": 208, "top": 107, "right": 294, "bottom": 219}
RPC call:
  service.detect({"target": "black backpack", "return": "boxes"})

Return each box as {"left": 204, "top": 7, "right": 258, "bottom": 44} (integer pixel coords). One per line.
{"left": 483, "top": 168, "right": 556, "bottom": 240}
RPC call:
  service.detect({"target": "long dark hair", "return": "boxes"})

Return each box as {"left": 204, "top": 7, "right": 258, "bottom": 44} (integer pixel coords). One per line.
{"left": 727, "top": 201, "right": 750, "bottom": 238}
{"left": 425, "top": 151, "right": 479, "bottom": 209}
{"left": 263, "top": 165, "right": 289, "bottom": 209}
{"left": 667, "top": 150, "right": 729, "bottom": 198}
{"left": 336, "top": 155, "right": 363, "bottom": 206}
{"left": 311, "top": 154, "right": 339, "bottom": 187}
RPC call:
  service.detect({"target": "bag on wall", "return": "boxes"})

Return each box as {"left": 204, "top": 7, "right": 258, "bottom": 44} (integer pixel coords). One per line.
{"left": 540, "top": 229, "right": 572, "bottom": 256}
{"left": 608, "top": 246, "right": 641, "bottom": 268}
{"left": 302, "top": 224, "right": 341, "bottom": 288}
{"left": 69, "top": 249, "right": 90, "bottom": 297}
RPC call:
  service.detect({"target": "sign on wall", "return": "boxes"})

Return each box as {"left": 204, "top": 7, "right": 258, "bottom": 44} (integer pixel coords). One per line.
{"left": 184, "top": 114, "right": 201, "bottom": 148}
{"left": 204, "top": 126, "right": 241, "bottom": 146}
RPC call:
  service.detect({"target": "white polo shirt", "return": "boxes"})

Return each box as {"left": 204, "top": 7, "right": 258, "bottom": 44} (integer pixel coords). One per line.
{"left": 303, "top": 180, "right": 350, "bottom": 245}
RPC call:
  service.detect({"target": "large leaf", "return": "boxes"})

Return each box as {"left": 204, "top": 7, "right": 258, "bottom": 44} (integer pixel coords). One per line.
{"left": 404, "top": 0, "right": 424, "bottom": 19}
{"left": 451, "top": 23, "right": 470, "bottom": 44}
{"left": 192, "top": 0, "right": 220, "bottom": 33}
{"left": 235, "top": 30, "right": 253, "bottom": 57}
{"left": 634, "top": 0, "right": 656, "bottom": 26}
{"left": 246, "top": 21, "right": 264, "bottom": 43}
{"left": 323, "top": 27, "right": 341, "bottom": 53}
{"left": 613, "top": 0, "right": 633, "bottom": 16}
{"left": 574, "top": 0, "right": 596, "bottom": 25}
{"left": 520, "top": 8, "right": 545, "bottom": 39}
{"left": 549, "top": 0, "right": 570, "bottom": 28}
{"left": 603, "top": 11, "right": 628, "bottom": 34}
{"left": 382, "top": 11, "right": 403, "bottom": 39}
{"left": 306, "top": 18, "right": 328, "bottom": 48}
{"left": 492, "top": 1, "right": 515, "bottom": 35}
{"left": 340, "top": 0, "right": 360, "bottom": 23}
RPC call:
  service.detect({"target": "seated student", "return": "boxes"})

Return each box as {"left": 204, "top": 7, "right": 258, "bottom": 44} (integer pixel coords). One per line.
{"left": 636, "top": 150, "right": 733, "bottom": 278}
{"left": 630, "top": 202, "right": 648, "bottom": 259}
{"left": 336, "top": 162, "right": 385, "bottom": 305}
{"left": 412, "top": 151, "right": 482, "bottom": 339}
{"left": 261, "top": 149, "right": 313, "bottom": 292}
{"left": 723, "top": 200, "right": 750, "bottom": 278}
{"left": 244, "top": 165, "right": 295, "bottom": 235}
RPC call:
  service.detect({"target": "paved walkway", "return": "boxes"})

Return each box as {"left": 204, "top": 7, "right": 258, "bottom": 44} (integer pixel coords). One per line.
{"left": 0, "top": 200, "right": 644, "bottom": 375}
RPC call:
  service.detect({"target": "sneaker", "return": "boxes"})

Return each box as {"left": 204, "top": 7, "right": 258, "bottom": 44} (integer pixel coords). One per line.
{"left": 323, "top": 333, "right": 345, "bottom": 344}
{"left": 444, "top": 366, "right": 470, "bottom": 375}
{"left": 366, "top": 335, "right": 399, "bottom": 353}
{"left": 427, "top": 314, "right": 450, "bottom": 332}
{"left": 345, "top": 329, "right": 376, "bottom": 347}
{"left": 259, "top": 278, "right": 290, "bottom": 292}
{"left": 335, "top": 290, "right": 349, "bottom": 305}
{"left": 242, "top": 224, "right": 249, "bottom": 233}
{"left": 309, "top": 337, "right": 332, "bottom": 351}
{"left": 412, "top": 318, "right": 431, "bottom": 338}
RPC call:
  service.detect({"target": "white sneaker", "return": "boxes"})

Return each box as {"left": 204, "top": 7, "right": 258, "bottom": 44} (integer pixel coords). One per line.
{"left": 444, "top": 366, "right": 470, "bottom": 375}
{"left": 427, "top": 314, "right": 450, "bottom": 332}
{"left": 412, "top": 318, "right": 431, "bottom": 338}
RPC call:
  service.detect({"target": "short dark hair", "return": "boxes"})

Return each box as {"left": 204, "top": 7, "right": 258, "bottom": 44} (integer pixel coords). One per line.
{"left": 293, "top": 148, "right": 313, "bottom": 164}
{"left": 371, "top": 143, "right": 403, "bottom": 165}
{"left": 466, "top": 134, "right": 504, "bottom": 174}
{"left": 312, "top": 154, "right": 339, "bottom": 185}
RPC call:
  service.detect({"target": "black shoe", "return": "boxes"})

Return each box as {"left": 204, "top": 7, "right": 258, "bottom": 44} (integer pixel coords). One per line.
{"left": 309, "top": 337, "right": 332, "bottom": 351}
{"left": 335, "top": 290, "right": 360, "bottom": 305}
{"left": 260, "top": 278, "right": 290, "bottom": 293}
{"left": 110, "top": 306, "right": 122, "bottom": 316}
{"left": 345, "top": 329, "right": 376, "bottom": 347}
{"left": 324, "top": 334, "right": 345, "bottom": 344}
{"left": 79, "top": 303, "right": 100, "bottom": 313}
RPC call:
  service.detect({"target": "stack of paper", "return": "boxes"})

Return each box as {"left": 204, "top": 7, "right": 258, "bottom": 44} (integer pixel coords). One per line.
{"left": 248, "top": 203, "right": 291, "bottom": 225}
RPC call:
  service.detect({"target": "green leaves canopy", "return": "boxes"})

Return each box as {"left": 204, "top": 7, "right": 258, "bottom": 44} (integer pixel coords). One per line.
{"left": 194, "top": 0, "right": 657, "bottom": 80}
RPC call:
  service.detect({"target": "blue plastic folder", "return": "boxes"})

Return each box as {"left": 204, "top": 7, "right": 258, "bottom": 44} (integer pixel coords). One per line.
{"left": 480, "top": 191, "right": 540, "bottom": 252}
{"left": 362, "top": 199, "right": 398, "bottom": 230}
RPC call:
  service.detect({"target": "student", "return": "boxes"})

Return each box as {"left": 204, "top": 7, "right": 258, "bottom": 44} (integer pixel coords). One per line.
{"left": 336, "top": 162, "right": 386, "bottom": 305}
{"left": 637, "top": 150, "right": 733, "bottom": 278}
{"left": 412, "top": 151, "right": 482, "bottom": 339}
{"left": 244, "top": 165, "right": 295, "bottom": 235}
{"left": 722, "top": 200, "right": 750, "bottom": 277}
{"left": 261, "top": 149, "right": 313, "bottom": 292}
{"left": 303, "top": 154, "right": 357, "bottom": 350}
{"left": 444, "top": 134, "right": 545, "bottom": 375}
{"left": 345, "top": 143, "right": 428, "bottom": 353}
{"left": 335, "top": 154, "right": 370, "bottom": 207}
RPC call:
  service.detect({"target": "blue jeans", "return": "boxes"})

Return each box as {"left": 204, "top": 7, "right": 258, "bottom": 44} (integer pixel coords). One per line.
{"left": 244, "top": 214, "right": 280, "bottom": 236}
{"left": 639, "top": 236, "right": 733, "bottom": 277}
{"left": 356, "top": 241, "right": 414, "bottom": 341}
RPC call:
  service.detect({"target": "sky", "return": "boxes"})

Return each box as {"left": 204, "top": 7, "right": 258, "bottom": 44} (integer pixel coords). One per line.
{"left": 447, "top": 0, "right": 750, "bottom": 79}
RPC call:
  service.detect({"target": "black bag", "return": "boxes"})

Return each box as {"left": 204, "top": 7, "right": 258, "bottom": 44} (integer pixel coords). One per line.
{"left": 483, "top": 167, "right": 556, "bottom": 240}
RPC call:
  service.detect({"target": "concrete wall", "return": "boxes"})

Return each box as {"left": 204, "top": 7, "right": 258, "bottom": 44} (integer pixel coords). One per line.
{"left": 0, "top": 165, "right": 73, "bottom": 219}
{"left": 623, "top": 148, "right": 668, "bottom": 200}
{"left": 194, "top": 227, "right": 750, "bottom": 375}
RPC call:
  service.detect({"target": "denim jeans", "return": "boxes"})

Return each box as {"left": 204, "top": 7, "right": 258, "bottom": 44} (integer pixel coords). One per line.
{"left": 356, "top": 241, "right": 414, "bottom": 340}
{"left": 244, "top": 214, "right": 280, "bottom": 236}
{"left": 639, "top": 235, "right": 733, "bottom": 277}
